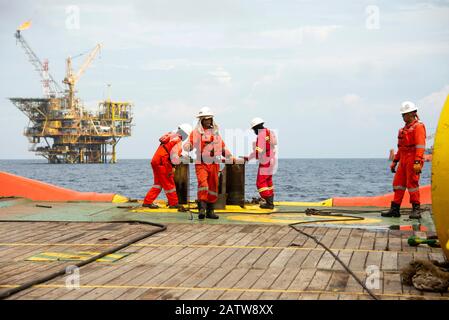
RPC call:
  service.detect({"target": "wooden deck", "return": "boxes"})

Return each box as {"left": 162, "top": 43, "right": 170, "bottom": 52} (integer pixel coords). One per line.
{"left": 0, "top": 221, "right": 448, "bottom": 300}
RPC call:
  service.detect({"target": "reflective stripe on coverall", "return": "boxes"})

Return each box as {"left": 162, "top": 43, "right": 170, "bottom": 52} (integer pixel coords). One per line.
{"left": 248, "top": 128, "right": 277, "bottom": 199}
{"left": 392, "top": 119, "right": 426, "bottom": 205}
{"left": 185, "top": 124, "right": 231, "bottom": 203}
{"left": 143, "top": 132, "right": 182, "bottom": 206}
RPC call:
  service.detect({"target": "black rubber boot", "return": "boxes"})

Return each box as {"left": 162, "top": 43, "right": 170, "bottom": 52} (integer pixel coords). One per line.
{"left": 409, "top": 203, "right": 422, "bottom": 219}
{"left": 381, "top": 201, "right": 401, "bottom": 217}
{"left": 206, "top": 202, "right": 219, "bottom": 219}
{"left": 142, "top": 203, "right": 159, "bottom": 209}
{"left": 198, "top": 201, "right": 206, "bottom": 220}
{"left": 168, "top": 204, "right": 181, "bottom": 209}
{"left": 260, "top": 196, "right": 274, "bottom": 209}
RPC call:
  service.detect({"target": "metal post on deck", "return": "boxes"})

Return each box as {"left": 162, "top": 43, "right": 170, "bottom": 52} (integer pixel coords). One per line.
{"left": 215, "top": 163, "right": 246, "bottom": 209}
{"left": 174, "top": 163, "right": 189, "bottom": 205}
{"left": 174, "top": 159, "right": 246, "bottom": 208}
{"left": 225, "top": 163, "right": 245, "bottom": 207}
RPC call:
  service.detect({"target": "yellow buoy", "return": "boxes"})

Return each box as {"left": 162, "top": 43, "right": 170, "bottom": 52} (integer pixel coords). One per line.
{"left": 432, "top": 94, "right": 449, "bottom": 260}
{"left": 112, "top": 194, "right": 129, "bottom": 203}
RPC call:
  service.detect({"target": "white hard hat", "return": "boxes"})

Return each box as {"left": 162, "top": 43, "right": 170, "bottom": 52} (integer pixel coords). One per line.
{"left": 178, "top": 123, "right": 192, "bottom": 136}
{"left": 196, "top": 107, "right": 214, "bottom": 118}
{"left": 400, "top": 101, "right": 418, "bottom": 114}
{"left": 250, "top": 117, "right": 264, "bottom": 129}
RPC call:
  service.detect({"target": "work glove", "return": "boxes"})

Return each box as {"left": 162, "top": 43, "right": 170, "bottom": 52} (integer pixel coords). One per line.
{"left": 233, "top": 157, "right": 246, "bottom": 164}
{"left": 179, "top": 155, "right": 190, "bottom": 164}
{"left": 413, "top": 162, "right": 422, "bottom": 174}
{"left": 223, "top": 156, "right": 234, "bottom": 164}
{"left": 390, "top": 161, "right": 398, "bottom": 173}
{"left": 168, "top": 167, "right": 176, "bottom": 177}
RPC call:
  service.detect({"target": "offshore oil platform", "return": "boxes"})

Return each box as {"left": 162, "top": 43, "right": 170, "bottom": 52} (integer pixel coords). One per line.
{"left": 9, "top": 22, "right": 133, "bottom": 164}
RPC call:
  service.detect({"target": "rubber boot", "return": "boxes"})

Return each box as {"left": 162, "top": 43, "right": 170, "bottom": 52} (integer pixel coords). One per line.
{"left": 206, "top": 202, "right": 219, "bottom": 219}
{"left": 381, "top": 201, "right": 401, "bottom": 217}
{"left": 169, "top": 204, "right": 186, "bottom": 211}
{"left": 198, "top": 201, "right": 206, "bottom": 220}
{"left": 260, "top": 196, "right": 274, "bottom": 209}
{"left": 142, "top": 203, "right": 159, "bottom": 209}
{"left": 409, "top": 203, "right": 422, "bottom": 219}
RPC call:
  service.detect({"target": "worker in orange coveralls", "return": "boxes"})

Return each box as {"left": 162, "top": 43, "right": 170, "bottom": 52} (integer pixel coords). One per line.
{"left": 243, "top": 117, "right": 278, "bottom": 209}
{"left": 382, "top": 101, "right": 426, "bottom": 219}
{"left": 143, "top": 124, "right": 192, "bottom": 209}
{"left": 183, "top": 107, "right": 234, "bottom": 220}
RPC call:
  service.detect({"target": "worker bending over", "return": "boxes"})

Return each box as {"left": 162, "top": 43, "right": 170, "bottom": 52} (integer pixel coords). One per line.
{"left": 143, "top": 124, "right": 192, "bottom": 209}
{"left": 244, "top": 117, "right": 277, "bottom": 209}
{"left": 184, "top": 107, "right": 233, "bottom": 220}
{"left": 383, "top": 101, "right": 426, "bottom": 219}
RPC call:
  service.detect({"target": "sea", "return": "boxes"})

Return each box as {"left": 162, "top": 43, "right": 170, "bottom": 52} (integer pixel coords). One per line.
{"left": 0, "top": 159, "right": 431, "bottom": 202}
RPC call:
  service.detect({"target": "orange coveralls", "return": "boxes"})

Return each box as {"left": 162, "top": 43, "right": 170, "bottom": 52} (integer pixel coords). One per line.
{"left": 185, "top": 126, "right": 231, "bottom": 203}
{"left": 143, "top": 132, "right": 182, "bottom": 206}
{"left": 392, "top": 119, "right": 426, "bottom": 205}
{"left": 248, "top": 128, "right": 277, "bottom": 199}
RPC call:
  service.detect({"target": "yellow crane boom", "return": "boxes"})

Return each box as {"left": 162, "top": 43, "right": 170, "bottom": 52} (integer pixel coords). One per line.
{"left": 64, "top": 44, "right": 102, "bottom": 108}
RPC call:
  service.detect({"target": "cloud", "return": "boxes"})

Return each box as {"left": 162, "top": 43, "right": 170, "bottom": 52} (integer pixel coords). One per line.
{"left": 247, "top": 25, "right": 340, "bottom": 48}
{"left": 247, "top": 64, "right": 283, "bottom": 102}
{"left": 103, "top": 63, "right": 130, "bottom": 70}
{"left": 135, "top": 100, "right": 200, "bottom": 123}
{"left": 208, "top": 67, "right": 232, "bottom": 85}
{"left": 417, "top": 84, "right": 449, "bottom": 131}
{"left": 142, "top": 61, "right": 176, "bottom": 71}
{"left": 418, "top": 84, "right": 449, "bottom": 109}
{"left": 342, "top": 94, "right": 361, "bottom": 106}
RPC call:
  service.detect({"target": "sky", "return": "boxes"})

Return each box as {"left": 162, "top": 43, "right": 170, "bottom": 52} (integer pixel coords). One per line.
{"left": 0, "top": 0, "right": 448, "bottom": 159}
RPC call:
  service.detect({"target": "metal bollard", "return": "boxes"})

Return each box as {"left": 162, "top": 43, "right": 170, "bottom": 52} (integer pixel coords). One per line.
{"left": 174, "top": 163, "right": 189, "bottom": 205}
{"left": 225, "top": 163, "right": 245, "bottom": 207}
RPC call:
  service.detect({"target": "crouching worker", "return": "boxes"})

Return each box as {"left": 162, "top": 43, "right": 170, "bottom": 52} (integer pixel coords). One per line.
{"left": 184, "top": 107, "right": 234, "bottom": 220}
{"left": 243, "top": 117, "right": 277, "bottom": 209}
{"left": 143, "top": 123, "right": 193, "bottom": 209}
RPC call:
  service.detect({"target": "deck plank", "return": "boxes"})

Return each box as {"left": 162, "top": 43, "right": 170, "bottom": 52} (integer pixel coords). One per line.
{"left": 359, "top": 230, "right": 376, "bottom": 250}
{"left": 1, "top": 220, "right": 447, "bottom": 301}
{"left": 348, "top": 251, "right": 368, "bottom": 271}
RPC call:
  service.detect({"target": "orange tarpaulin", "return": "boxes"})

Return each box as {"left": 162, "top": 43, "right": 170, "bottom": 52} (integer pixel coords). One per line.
{"left": 0, "top": 171, "right": 115, "bottom": 202}
{"left": 333, "top": 185, "right": 431, "bottom": 208}
{"left": 0, "top": 171, "right": 431, "bottom": 207}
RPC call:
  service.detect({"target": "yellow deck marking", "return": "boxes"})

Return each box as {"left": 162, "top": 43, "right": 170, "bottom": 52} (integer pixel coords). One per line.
{"left": 274, "top": 198, "right": 333, "bottom": 207}
{"left": 0, "top": 242, "right": 412, "bottom": 254}
{"left": 227, "top": 213, "right": 382, "bottom": 225}
{"left": 26, "top": 251, "right": 129, "bottom": 263}
{"left": 141, "top": 199, "right": 332, "bottom": 207}
{"left": 131, "top": 198, "right": 333, "bottom": 213}
{"left": 131, "top": 204, "right": 276, "bottom": 214}
{"left": 0, "top": 284, "right": 446, "bottom": 300}
{"left": 131, "top": 208, "right": 180, "bottom": 213}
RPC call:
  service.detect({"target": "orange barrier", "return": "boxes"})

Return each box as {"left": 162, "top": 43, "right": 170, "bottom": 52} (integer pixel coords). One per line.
{"left": 0, "top": 170, "right": 431, "bottom": 207}
{"left": 333, "top": 185, "right": 431, "bottom": 208}
{"left": 0, "top": 171, "right": 116, "bottom": 202}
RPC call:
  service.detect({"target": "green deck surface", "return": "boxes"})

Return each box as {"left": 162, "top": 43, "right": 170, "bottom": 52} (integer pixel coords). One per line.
{"left": 0, "top": 198, "right": 435, "bottom": 231}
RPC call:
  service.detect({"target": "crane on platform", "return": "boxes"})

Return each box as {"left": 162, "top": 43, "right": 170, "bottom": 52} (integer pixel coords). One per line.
{"left": 10, "top": 22, "right": 133, "bottom": 164}
{"left": 63, "top": 44, "right": 102, "bottom": 109}
{"left": 14, "top": 21, "right": 62, "bottom": 97}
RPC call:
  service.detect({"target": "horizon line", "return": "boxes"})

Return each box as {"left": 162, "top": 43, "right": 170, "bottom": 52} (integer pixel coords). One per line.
{"left": 0, "top": 157, "right": 391, "bottom": 160}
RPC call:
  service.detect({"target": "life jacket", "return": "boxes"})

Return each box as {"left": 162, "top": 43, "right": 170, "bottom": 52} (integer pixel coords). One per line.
{"left": 255, "top": 128, "right": 274, "bottom": 159}
{"left": 397, "top": 120, "right": 426, "bottom": 161}
{"left": 187, "top": 125, "right": 231, "bottom": 164}
{"left": 152, "top": 132, "right": 182, "bottom": 167}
